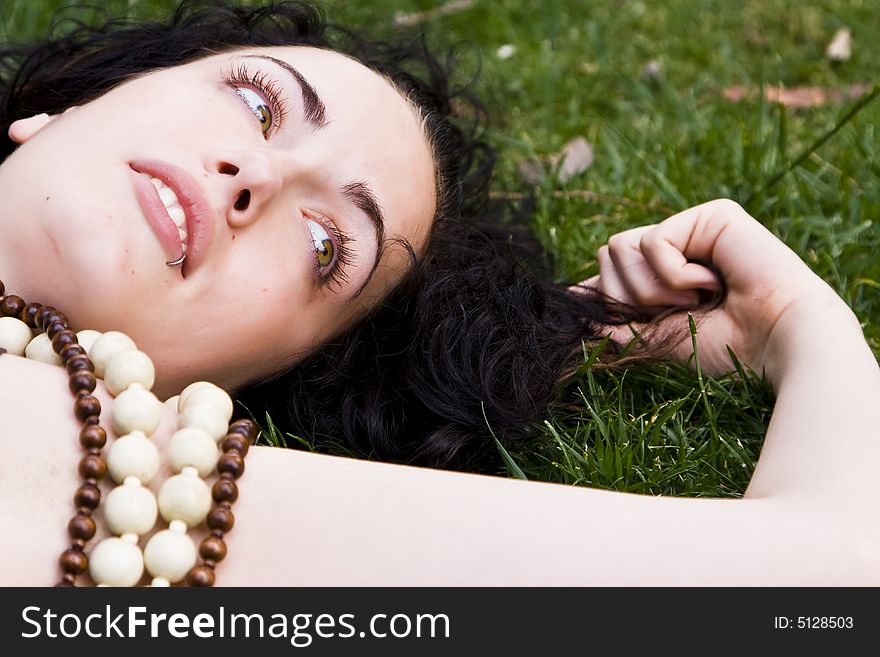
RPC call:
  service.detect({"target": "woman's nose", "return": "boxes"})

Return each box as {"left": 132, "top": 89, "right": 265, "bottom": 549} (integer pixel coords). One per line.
{"left": 208, "top": 150, "right": 284, "bottom": 228}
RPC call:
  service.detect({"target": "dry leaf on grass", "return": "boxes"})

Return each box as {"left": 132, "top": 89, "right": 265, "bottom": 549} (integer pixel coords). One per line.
{"left": 496, "top": 44, "right": 517, "bottom": 60}
{"left": 556, "top": 137, "right": 594, "bottom": 182}
{"left": 517, "top": 137, "right": 595, "bottom": 186}
{"left": 640, "top": 60, "right": 663, "bottom": 83}
{"left": 723, "top": 84, "right": 870, "bottom": 108}
{"left": 394, "top": 0, "right": 474, "bottom": 27}
{"left": 825, "top": 27, "right": 852, "bottom": 62}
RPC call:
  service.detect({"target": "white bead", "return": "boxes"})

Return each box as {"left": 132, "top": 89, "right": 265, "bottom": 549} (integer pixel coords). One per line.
{"left": 158, "top": 469, "right": 212, "bottom": 527}
{"left": 104, "top": 349, "right": 156, "bottom": 395}
{"left": 151, "top": 577, "right": 171, "bottom": 587}
{"left": 164, "top": 395, "right": 180, "bottom": 412}
{"left": 24, "top": 333, "right": 62, "bottom": 365}
{"left": 0, "top": 317, "right": 33, "bottom": 356}
{"left": 143, "top": 526, "right": 197, "bottom": 583}
{"left": 168, "top": 427, "right": 219, "bottom": 477}
{"left": 111, "top": 385, "right": 162, "bottom": 436}
{"left": 178, "top": 402, "right": 229, "bottom": 441}
{"left": 76, "top": 330, "right": 102, "bottom": 355}
{"left": 103, "top": 476, "right": 158, "bottom": 535}
{"left": 178, "top": 381, "right": 216, "bottom": 409}
{"left": 106, "top": 431, "right": 160, "bottom": 484}
{"left": 179, "top": 384, "right": 233, "bottom": 422}
{"left": 90, "top": 331, "right": 136, "bottom": 378}
{"left": 88, "top": 536, "right": 144, "bottom": 587}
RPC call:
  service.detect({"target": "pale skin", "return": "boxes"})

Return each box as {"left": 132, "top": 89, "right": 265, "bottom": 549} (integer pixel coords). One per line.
{"left": 0, "top": 43, "right": 880, "bottom": 586}
{"left": 2, "top": 199, "right": 879, "bottom": 585}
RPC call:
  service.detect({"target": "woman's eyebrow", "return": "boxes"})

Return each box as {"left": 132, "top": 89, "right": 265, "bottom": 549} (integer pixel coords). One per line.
{"left": 343, "top": 181, "right": 386, "bottom": 300}
{"left": 241, "top": 54, "right": 328, "bottom": 129}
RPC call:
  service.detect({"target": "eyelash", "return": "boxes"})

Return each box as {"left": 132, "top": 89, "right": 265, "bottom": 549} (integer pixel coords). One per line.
{"left": 221, "top": 62, "right": 289, "bottom": 137}
{"left": 306, "top": 212, "right": 355, "bottom": 291}
{"left": 222, "top": 62, "right": 356, "bottom": 291}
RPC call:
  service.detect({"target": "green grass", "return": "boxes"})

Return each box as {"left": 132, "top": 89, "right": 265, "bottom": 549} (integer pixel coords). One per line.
{"left": 6, "top": 0, "right": 879, "bottom": 497}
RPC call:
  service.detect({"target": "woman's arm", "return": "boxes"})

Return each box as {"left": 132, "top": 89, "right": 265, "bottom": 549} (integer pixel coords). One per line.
{"left": 2, "top": 340, "right": 878, "bottom": 586}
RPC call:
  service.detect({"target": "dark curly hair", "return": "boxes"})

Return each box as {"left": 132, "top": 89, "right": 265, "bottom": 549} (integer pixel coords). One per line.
{"left": 0, "top": 0, "right": 649, "bottom": 471}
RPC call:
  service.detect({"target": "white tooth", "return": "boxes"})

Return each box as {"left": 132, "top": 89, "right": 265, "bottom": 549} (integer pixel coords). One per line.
{"left": 158, "top": 187, "right": 178, "bottom": 207}
{"left": 167, "top": 205, "right": 186, "bottom": 227}
{"left": 150, "top": 177, "right": 163, "bottom": 189}
{"left": 178, "top": 227, "right": 188, "bottom": 243}
{"left": 181, "top": 243, "right": 188, "bottom": 254}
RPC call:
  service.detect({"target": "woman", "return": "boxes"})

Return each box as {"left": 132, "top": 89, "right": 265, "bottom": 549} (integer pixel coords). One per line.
{"left": 1, "top": 0, "right": 878, "bottom": 585}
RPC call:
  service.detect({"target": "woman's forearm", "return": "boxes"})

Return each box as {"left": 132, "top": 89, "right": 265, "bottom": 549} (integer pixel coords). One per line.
{"left": 746, "top": 292, "right": 880, "bottom": 501}
{"left": 215, "top": 446, "right": 875, "bottom": 585}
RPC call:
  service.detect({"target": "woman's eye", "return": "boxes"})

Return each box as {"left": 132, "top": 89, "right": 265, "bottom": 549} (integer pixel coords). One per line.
{"left": 234, "top": 87, "right": 272, "bottom": 135}
{"left": 307, "top": 219, "right": 335, "bottom": 269}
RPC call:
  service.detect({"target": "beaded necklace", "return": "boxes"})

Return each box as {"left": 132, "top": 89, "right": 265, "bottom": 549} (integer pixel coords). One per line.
{"left": 0, "top": 279, "right": 254, "bottom": 586}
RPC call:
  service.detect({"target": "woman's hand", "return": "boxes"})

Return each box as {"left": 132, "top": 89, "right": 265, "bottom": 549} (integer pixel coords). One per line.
{"left": 578, "top": 199, "right": 855, "bottom": 379}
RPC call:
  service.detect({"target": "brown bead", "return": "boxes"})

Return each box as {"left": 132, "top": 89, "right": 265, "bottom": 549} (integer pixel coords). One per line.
{"left": 87, "top": 447, "right": 102, "bottom": 457}
{"left": 210, "top": 529, "right": 225, "bottom": 540}
{"left": 20, "top": 302, "right": 41, "bottom": 328}
{"left": 74, "top": 483, "right": 101, "bottom": 509}
{"left": 79, "top": 424, "right": 107, "bottom": 449}
{"left": 41, "top": 310, "right": 68, "bottom": 330}
{"left": 228, "top": 419, "right": 257, "bottom": 440}
{"left": 212, "top": 479, "right": 238, "bottom": 504}
{"left": 216, "top": 452, "right": 245, "bottom": 479}
{"left": 206, "top": 507, "right": 235, "bottom": 532}
{"left": 0, "top": 294, "right": 25, "bottom": 318}
{"left": 71, "top": 538, "right": 87, "bottom": 550}
{"left": 185, "top": 566, "right": 215, "bottom": 587}
{"left": 199, "top": 536, "right": 227, "bottom": 562}
{"left": 74, "top": 394, "right": 101, "bottom": 421}
{"left": 68, "top": 515, "right": 96, "bottom": 540}
{"left": 59, "top": 549, "right": 89, "bottom": 574}
{"left": 66, "top": 355, "right": 94, "bottom": 375}
{"left": 0, "top": 279, "right": 4, "bottom": 295}
{"left": 84, "top": 416, "right": 100, "bottom": 426}
{"left": 58, "top": 573, "right": 76, "bottom": 586}
{"left": 203, "top": 559, "right": 217, "bottom": 569}
{"left": 45, "top": 321, "right": 67, "bottom": 341}
{"left": 51, "top": 329, "right": 78, "bottom": 352}
{"left": 69, "top": 370, "right": 97, "bottom": 395}
{"left": 221, "top": 434, "right": 249, "bottom": 456}
{"left": 59, "top": 343, "right": 86, "bottom": 361}
{"left": 35, "top": 305, "right": 56, "bottom": 327}
{"left": 77, "top": 454, "right": 107, "bottom": 480}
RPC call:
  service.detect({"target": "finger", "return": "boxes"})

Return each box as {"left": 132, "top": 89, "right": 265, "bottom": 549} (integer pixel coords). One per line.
{"left": 614, "top": 256, "right": 700, "bottom": 307}
{"left": 639, "top": 200, "right": 747, "bottom": 290}
{"left": 596, "top": 244, "right": 633, "bottom": 304}
{"left": 570, "top": 274, "right": 600, "bottom": 292}
{"left": 606, "top": 228, "right": 701, "bottom": 306}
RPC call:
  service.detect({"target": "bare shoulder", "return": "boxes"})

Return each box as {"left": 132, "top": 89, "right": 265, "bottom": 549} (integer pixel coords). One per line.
{"left": 0, "top": 354, "right": 180, "bottom": 585}
{"left": 0, "top": 353, "right": 78, "bottom": 420}
{"left": 0, "top": 353, "right": 118, "bottom": 435}
{"left": 0, "top": 355, "right": 89, "bottom": 584}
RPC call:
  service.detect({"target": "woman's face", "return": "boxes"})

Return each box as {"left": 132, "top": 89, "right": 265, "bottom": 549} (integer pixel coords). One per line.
{"left": 0, "top": 46, "right": 436, "bottom": 398}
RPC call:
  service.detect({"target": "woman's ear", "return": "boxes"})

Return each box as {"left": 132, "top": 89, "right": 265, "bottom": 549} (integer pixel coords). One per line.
{"left": 8, "top": 112, "right": 60, "bottom": 144}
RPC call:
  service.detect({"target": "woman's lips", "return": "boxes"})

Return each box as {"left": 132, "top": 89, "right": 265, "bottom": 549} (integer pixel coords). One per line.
{"left": 128, "top": 159, "right": 213, "bottom": 276}
{"left": 130, "top": 169, "right": 185, "bottom": 266}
